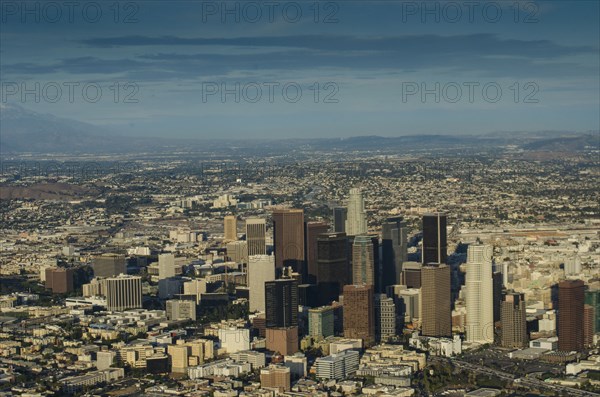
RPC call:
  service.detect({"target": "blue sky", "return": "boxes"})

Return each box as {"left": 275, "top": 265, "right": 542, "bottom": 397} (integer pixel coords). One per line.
{"left": 1, "top": 0, "right": 598, "bottom": 139}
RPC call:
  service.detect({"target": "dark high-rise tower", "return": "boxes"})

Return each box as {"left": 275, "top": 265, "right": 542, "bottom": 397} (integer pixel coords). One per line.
{"left": 304, "top": 221, "right": 329, "bottom": 284}
{"left": 493, "top": 271, "right": 503, "bottom": 323}
{"left": 92, "top": 254, "right": 127, "bottom": 278}
{"left": 501, "top": 291, "right": 527, "bottom": 348}
{"left": 352, "top": 235, "right": 375, "bottom": 286}
{"left": 265, "top": 278, "right": 298, "bottom": 328}
{"left": 381, "top": 217, "right": 407, "bottom": 291}
{"left": 316, "top": 232, "right": 351, "bottom": 305}
{"left": 585, "top": 288, "right": 600, "bottom": 333}
{"left": 401, "top": 262, "right": 422, "bottom": 288}
{"left": 422, "top": 213, "right": 447, "bottom": 265}
{"left": 558, "top": 279, "right": 585, "bottom": 352}
{"left": 421, "top": 263, "right": 452, "bottom": 337}
{"left": 272, "top": 209, "right": 305, "bottom": 274}
{"left": 333, "top": 207, "right": 347, "bottom": 233}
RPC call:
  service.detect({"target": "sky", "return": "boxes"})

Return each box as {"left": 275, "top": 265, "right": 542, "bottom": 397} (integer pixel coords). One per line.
{"left": 1, "top": 0, "right": 599, "bottom": 139}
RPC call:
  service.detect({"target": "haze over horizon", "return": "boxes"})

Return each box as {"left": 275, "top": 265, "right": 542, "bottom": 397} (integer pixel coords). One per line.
{"left": 1, "top": 1, "right": 599, "bottom": 140}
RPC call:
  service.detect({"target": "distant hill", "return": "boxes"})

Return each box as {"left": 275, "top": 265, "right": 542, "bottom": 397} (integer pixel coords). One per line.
{"left": 521, "top": 134, "right": 599, "bottom": 151}
{"left": 1, "top": 104, "right": 597, "bottom": 155}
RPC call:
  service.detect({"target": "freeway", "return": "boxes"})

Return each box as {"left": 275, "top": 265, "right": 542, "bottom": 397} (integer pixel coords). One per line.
{"left": 432, "top": 357, "right": 600, "bottom": 397}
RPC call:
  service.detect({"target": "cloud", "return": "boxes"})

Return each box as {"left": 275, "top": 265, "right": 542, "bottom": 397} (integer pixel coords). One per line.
{"left": 79, "top": 33, "right": 595, "bottom": 60}
{"left": 3, "top": 33, "right": 596, "bottom": 83}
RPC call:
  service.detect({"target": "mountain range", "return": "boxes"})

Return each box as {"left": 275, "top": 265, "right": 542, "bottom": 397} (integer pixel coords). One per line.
{"left": 0, "top": 103, "right": 597, "bottom": 155}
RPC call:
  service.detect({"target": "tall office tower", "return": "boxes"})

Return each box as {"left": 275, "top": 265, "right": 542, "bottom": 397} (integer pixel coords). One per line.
{"left": 394, "top": 287, "right": 421, "bottom": 325}
{"left": 265, "top": 278, "right": 298, "bottom": 328}
{"left": 465, "top": 244, "right": 494, "bottom": 344}
{"left": 345, "top": 188, "right": 368, "bottom": 236}
{"left": 501, "top": 291, "right": 527, "bottom": 348}
{"left": 401, "top": 262, "right": 422, "bottom": 288}
{"left": 224, "top": 215, "right": 237, "bottom": 241}
{"left": 226, "top": 240, "right": 248, "bottom": 264}
{"left": 45, "top": 268, "right": 74, "bottom": 294}
{"left": 248, "top": 255, "right": 275, "bottom": 312}
{"left": 421, "top": 264, "right": 452, "bottom": 337}
{"left": 304, "top": 221, "right": 329, "bottom": 284}
{"left": 564, "top": 256, "right": 582, "bottom": 277}
{"left": 272, "top": 209, "right": 305, "bottom": 274}
{"left": 583, "top": 305, "right": 594, "bottom": 348}
{"left": 343, "top": 284, "right": 375, "bottom": 345}
{"left": 266, "top": 327, "right": 299, "bottom": 356}
{"left": 558, "top": 279, "right": 585, "bottom": 352}
{"left": 585, "top": 288, "right": 600, "bottom": 333}
{"left": 158, "top": 253, "right": 175, "bottom": 280}
{"left": 375, "top": 294, "right": 396, "bottom": 342}
{"left": 246, "top": 218, "right": 267, "bottom": 256}
{"left": 92, "top": 254, "right": 127, "bottom": 278}
{"left": 316, "top": 233, "right": 351, "bottom": 305}
{"left": 422, "top": 213, "right": 447, "bottom": 265}
{"left": 260, "top": 365, "right": 291, "bottom": 393}
{"left": 492, "top": 271, "right": 503, "bottom": 323}
{"left": 333, "top": 207, "right": 347, "bottom": 233}
{"left": 308, "top": 306, "right": 335, "bottom": 338}
{"left": 105, "top": 275, "right": 142, "bottom": 311}
{"left": 352, "top": 235, "right": 375, "bottom": 285}
{"left": 382, "top": 217, "right": 407, "bottom": 291}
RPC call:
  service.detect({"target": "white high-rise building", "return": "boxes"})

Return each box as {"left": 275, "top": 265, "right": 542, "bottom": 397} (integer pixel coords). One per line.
{"left": 564, "top": 256, "right": 581, "bottom": 277}
{"left": 465, "top": 244, "right": 494, "bottom": 344}
{"left": 345, "top": 188, "right": 367, "bottom": 236}
{"left": 376, "top": 294, "right": 396, "bottom": 341}
{"left": 105, "top": 274, "right": 142, "bottom": 312}
{"left": 248, "top": 255, "right": 275, "bottom": 312}
{"left": 158, "top": 253, "right": 175, "bottom": 280}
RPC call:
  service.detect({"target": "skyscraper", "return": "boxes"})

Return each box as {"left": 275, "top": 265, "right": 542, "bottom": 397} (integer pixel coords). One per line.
{"left": 92, "top": 254, "right": 127, "bottom": 278}
{"left": 224, "top": 215, "right": 237, "bottom": 241}
{"left": 422, "top": 213, "right": 447, "bottom": 265}
{"left": 584, "top": 288, "right": 600, "bottom": 333}
{"left": 332, "top": 207, "right": 347, "bottom": 233}
{"left": 501, "top": 291, "right": 527, "bottom": 348}
{"left": 246, "top": 218, "right": 267, "bottom": 256}
{"left": 272, "top": 209, "right": 305, "bottom": 273}
{"left": 105, "top": 274, "right": 142, "bottom": 311}
{"left": 265, "top": 278, "right": 298, "bottom": 328}
{"left": 401, "top": 262, "right": 422, "bottom": 289}
{"left": 583, "top": 304, "right": 594, "bottom": 349}
{"left": 493, "top": 271, "right": 503, "bottom": 323}
{"left": 375, "top": 294, "right": 396, "bottom": 342}
{"left": 345, "top": 188, "right": 367, "bottom": 236}
{"left": 304, "top": 221, "right": 329, "bottom": 284}
{"left": 45, "top": 267, "right": 74, "bottom": 294}
{"left": 465, "top": 244, "right": 494, "bottom": 344}
{"left": 316, "top": 232, "right": 351, "bottom": 305}
{"left": 343, "top": 284, "right": 375, "bottom": 345}
{"left": 421, "top": 263, "right": 451, "bottom": 337}
{"left": 308, "top": 306, "right": 335, "bottom": 338}
{"left": 558, "top": 279, "right": 585, "bottom": 352}
{"left": 158, "top": 253, "right": 175, "bottom": 280}
{"left": 248, "top": 255, "right": 275, "bottom": 312}
{"left": 352, "top": 235, "right": 375, "bottom": 286}
{"left": 226, "top": 240, "right": 248, "bottom": 264}
{"left": 381, "top": 217, "right": 407, "bottom": 290}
